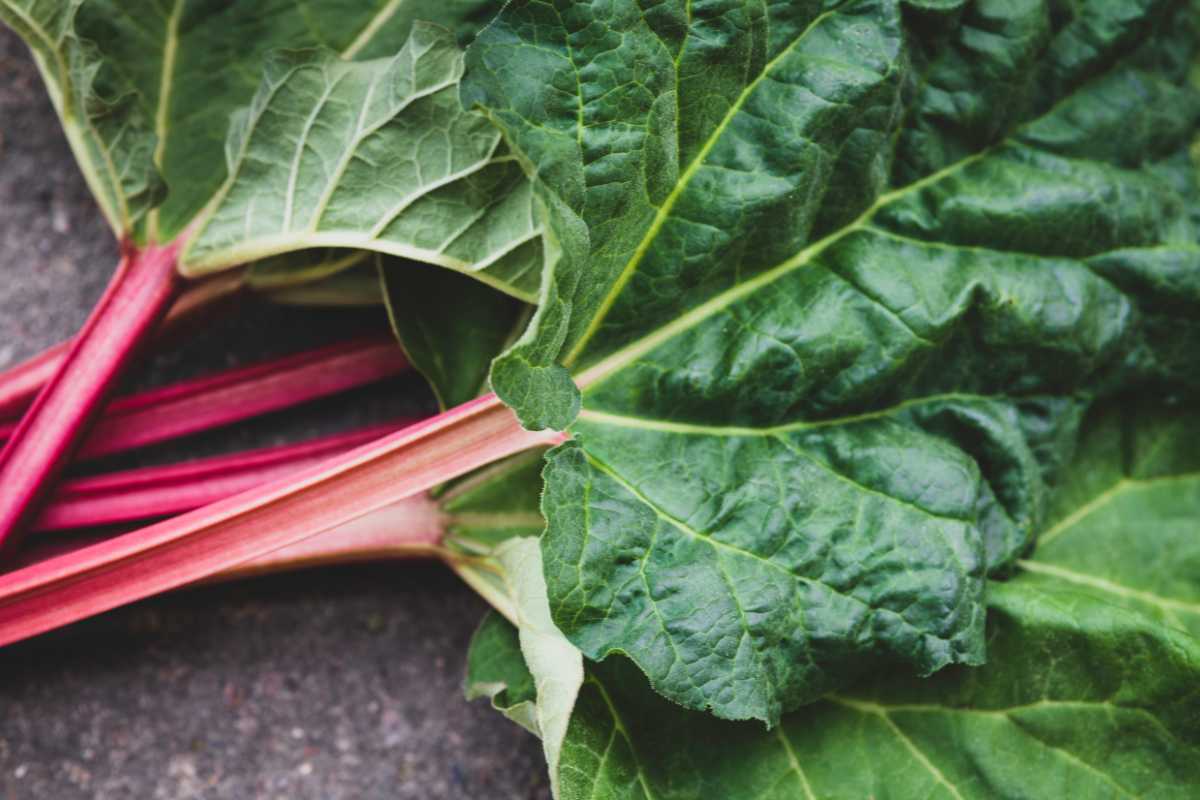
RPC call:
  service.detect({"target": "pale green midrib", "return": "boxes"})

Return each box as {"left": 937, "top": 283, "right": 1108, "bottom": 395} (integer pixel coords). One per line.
{"left": 1016, "top": 559, "right": 1200, "bottom": 617}
{"left": 568, "top": 14, "right": 1156, "bottom": 393}
{"left": 576, "top": 392, "right": 997, "bottom": 437}
{"left": 561, "top": 6, "right": 842, "bottom": 367}
{"left": 339, "top": 0, "right": 403, "bottom": 60}
{"left": 147, "top": 0, "right": 182, "bottom": 241}
{"left": 773, "top": 728, "right": 817, "bottom": 800}
{"left": 573, "top": 146, "right": 992, "bottom": 391}
{"left": 1038, "top": 470, "right": 1200, "bottom": 547}
{"left": 585, "top": 676, "right": 660, "bottom": 800}
{"left": 834, "top": 698, "right": 967, "bottom": 800}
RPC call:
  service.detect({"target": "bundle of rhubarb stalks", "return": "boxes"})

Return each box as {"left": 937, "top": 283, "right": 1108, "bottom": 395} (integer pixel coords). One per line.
{"left": 3, "top": 1, "right": 1200, "bottom": 797}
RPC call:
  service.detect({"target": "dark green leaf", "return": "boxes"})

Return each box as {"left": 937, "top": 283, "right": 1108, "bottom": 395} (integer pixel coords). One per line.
{"left": 380, "top": 255, "right": 530, "bottom": 409}
{"left": 465, "top": 610, "right": 541, "bottom": 735}
{"left": 463, "top": 0, "right": 1200, "bottom": 721}
{"left": 470, "top": 398, "right": 1200, "bottom": 798}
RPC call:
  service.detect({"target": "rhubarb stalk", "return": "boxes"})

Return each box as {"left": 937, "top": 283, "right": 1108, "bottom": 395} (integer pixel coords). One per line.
{"left": 0, "top": 335, "right": 410, "bottom": 460}
{"left": 0, "top": 393, "right": 564, "bottom": 646}
{"left": 0, "top": 242, "right": 182, "bottom": 554}
{"left": 35, "top": 421, "right": 416, "bottom": 531}
{"left": 0, "top": 271, "right": 244, "bottom": 420}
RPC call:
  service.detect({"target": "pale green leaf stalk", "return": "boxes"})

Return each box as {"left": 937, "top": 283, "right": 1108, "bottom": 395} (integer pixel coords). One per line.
{"left": 496, "top": 538, "right": 584, "bottom": 799}
{"left": 462, "top": 0, "right": 1200, "bottom": 722}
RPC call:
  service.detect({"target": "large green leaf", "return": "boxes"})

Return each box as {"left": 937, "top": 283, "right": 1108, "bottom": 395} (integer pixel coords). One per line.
{"left": 467, "top": 399, "right": 1200, "bottom": 799}
{"left": 463, "top": 0, "right": 1200, "bottom": 721}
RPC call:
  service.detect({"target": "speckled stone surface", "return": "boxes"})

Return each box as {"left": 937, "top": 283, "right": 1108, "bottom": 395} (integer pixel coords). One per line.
{"left": 0, "top": 28, "right": 550, "bottom": 800}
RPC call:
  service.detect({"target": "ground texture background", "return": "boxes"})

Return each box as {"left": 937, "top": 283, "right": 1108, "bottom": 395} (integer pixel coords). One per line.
{"left": 0, "top": 27, "right": 550, "bottom": 800}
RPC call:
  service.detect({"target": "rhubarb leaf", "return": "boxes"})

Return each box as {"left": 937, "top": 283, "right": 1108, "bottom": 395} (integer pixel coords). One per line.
{"left": 469, "top": 399, "right": 1200, "bottom": 798}
{"left": 465, "top": 609, "right": 541, "bottom": 735}
{"left": 463, "top": 0, "right": 1200, "bottom": 721}
{"left": 496, "top": 538, "right": 584, "bottom": 799}
{"left": 380, "top": 256, "right": 530, "bottom": 409}
{"left": 70, "top": 0, "right": 501, "bottom": 242}
{"left": 555, "top": 583, "right": 1200, "bottom": 800}
{"left": 181, "top": 27, "right": 543, "bottom": 298}
{"left": 1017, "top": 398, "right": 1200, "bottom": 638}
{"left": 0, "top": 0, "right": 163, "bottom": 236}
{"left": 5, "top": 3, "right": 544, "bottom": 294}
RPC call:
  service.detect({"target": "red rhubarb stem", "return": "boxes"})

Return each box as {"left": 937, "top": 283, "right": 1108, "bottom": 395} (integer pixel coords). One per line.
{"left": 0, "top": 241, "right": 183, "bottom": 554}
{"left": 209, "top": 496, "right": 445, "bottom": 583}
{"left": 35, "top": 421, "right": 417, "bottom": 531}
{"left": 0, "top": 271, "right": 244, "bottom": 420}
{"left": 0, "top": 393, "right": 564, "bottom": 645}
{"left": 16, "top": 494, "right": 445, "bottom": 583}
{"left": 0, "top": 335, "right": 408, "bottom": 460}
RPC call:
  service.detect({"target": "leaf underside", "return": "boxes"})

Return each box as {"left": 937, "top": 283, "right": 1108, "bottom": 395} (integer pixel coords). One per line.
{"left": 5, "top": 1, "right": 543, "bottom": 298}
{"left": 463, "top": 0, "right": 1200, "bottom": 721}
{"left": 73, "top": 0, "right": 501, "bottom": 242}
{"left": 182, "top": 27, "right": 543, "bottom": 299}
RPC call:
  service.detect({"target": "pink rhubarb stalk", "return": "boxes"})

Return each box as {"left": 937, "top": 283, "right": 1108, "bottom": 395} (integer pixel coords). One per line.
{"left": 210, "top": 496, "right": 445, "bottom": 582}
{"left": 0, "top": 335, "right": 409, "bottom": 460}
{"left": 34, "top": 421, "right": 417, "bottom": 531}
{"left": 16, "top": 493, "right": 444, "bottom": 584}
{"left": 0, "top": 393, "right": 564, "bottom": 646}
{"left": 0, "top": 241, "right": 183, "bottom": 554}
{"left": 0, "top": 271, "right": 245, "bottom": 420}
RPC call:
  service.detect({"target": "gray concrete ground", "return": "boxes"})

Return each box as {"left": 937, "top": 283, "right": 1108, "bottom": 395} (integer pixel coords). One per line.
{"left": 0, "top": 27, "right": 550, "bottom": 800}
